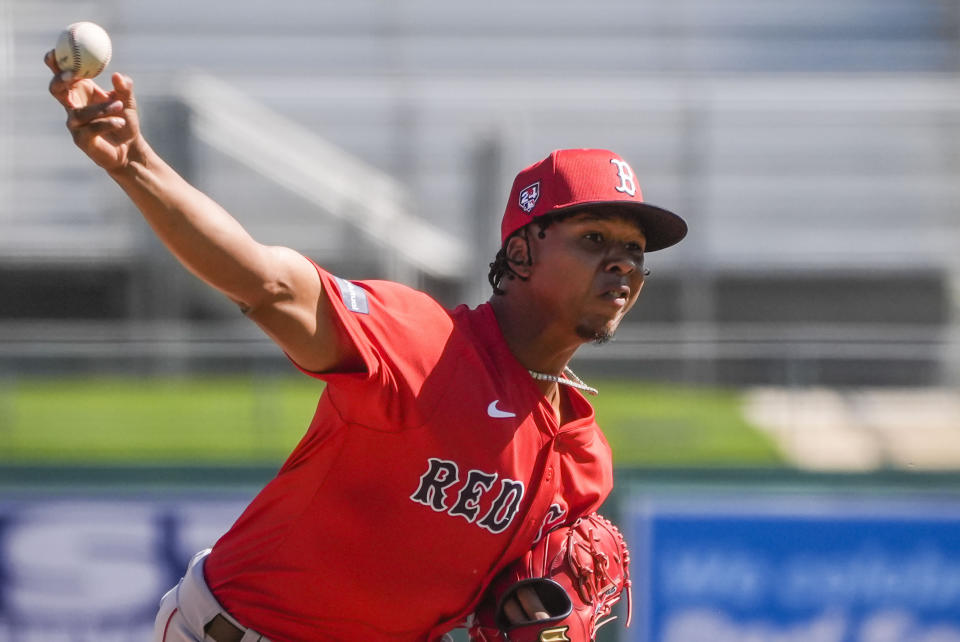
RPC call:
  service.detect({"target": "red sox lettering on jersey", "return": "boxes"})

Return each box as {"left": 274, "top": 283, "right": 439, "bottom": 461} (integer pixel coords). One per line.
{"left": 411, "top": 458, "right": 525, "bottom": 534}
{"left": 411, "top": 459, "right": 571, "bottom": 539}
{"left": 535, "top": 503, "right": 567, "bottom": 543}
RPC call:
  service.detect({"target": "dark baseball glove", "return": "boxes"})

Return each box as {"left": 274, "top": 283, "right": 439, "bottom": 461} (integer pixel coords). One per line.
{"left": 469, "top": 512, "right": 632, "bottom": 642}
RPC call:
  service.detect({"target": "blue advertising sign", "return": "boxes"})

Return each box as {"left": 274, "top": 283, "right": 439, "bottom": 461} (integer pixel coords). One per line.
{"left": 3, "top": 491, "right": 960, "bottom": 641}
{"left": 0, "top": 494, "right": 251, "bottom": 641}
{"left": 624, "top": 497, "right": 960, "bottom": 642}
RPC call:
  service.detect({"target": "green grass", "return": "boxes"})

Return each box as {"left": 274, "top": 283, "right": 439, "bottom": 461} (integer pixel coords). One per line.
{"left": 0, "top": 377, "right": 320, "bottom": 464}
{"left": 0, "top": 376, "right": 782, "bottom": 467}
{"left": 591, "top": 380, "right": 782, "bottom": 467}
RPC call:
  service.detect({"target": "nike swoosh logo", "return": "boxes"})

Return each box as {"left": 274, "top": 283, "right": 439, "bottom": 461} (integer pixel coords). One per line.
{"left": 487, "top": 400, "right": 516, "bottom": 418}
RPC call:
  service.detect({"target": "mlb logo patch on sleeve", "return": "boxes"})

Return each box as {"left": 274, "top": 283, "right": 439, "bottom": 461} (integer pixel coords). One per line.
{"left": 333, "top": 276, "right": 370, "bottom": 314}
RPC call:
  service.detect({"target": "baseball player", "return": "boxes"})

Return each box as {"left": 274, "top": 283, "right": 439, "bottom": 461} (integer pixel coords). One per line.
{"left": 45, "top": 52, "right": 686, "bottom": 642}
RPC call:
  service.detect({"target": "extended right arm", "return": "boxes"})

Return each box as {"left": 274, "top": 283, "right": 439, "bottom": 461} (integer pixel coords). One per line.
{"left": 45, "top": 52, "right": 361, "bottom": 374}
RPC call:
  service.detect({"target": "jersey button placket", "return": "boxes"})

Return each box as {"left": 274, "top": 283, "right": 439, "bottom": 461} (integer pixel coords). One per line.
{"left": 547, "top": 436, "right": 562, "bottom": 484}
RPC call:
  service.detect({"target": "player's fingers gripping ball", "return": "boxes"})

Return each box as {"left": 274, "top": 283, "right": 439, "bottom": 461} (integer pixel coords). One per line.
{"left": 55, "top": 21, "right": 112, "bottom": 79}
{"left": 470, "top": 513, "right": 632, "bottom": 642}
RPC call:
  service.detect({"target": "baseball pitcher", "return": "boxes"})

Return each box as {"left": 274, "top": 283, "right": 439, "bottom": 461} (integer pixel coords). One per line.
{"left": 45, "top": 50, "right": 686, "bottom": 642}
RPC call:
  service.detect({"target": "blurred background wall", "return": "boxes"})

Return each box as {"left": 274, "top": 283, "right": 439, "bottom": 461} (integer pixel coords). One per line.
{"left": 3, "top": 0, "right": 958, "bottom": 387}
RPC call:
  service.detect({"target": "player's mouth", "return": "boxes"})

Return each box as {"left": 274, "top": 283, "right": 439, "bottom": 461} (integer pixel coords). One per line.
{"left": 599, "top": 285, "right": 631, "bottom": 308}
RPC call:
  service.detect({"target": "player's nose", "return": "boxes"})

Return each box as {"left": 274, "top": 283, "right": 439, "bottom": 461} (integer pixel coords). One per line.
{"left": 602, "top": 248, "right": 643, "bottom": 276}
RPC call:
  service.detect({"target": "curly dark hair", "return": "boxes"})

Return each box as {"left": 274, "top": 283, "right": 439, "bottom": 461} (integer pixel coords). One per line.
{"left": 487, "top": 212, "right": 576, "bottom": 295}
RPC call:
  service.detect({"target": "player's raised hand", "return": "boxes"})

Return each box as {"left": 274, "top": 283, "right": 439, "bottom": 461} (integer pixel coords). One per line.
{"left": 45, "top": 49, "right": 142, "bottom": 172}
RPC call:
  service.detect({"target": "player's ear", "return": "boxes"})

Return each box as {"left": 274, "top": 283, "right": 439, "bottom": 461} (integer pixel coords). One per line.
{"left": 505, "top": 232, "right": 533, "bottom": 279}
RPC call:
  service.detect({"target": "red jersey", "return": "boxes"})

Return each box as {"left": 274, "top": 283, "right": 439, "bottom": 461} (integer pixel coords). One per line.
{"left": 203, "top": 263, "right": 613, "bottom": 641}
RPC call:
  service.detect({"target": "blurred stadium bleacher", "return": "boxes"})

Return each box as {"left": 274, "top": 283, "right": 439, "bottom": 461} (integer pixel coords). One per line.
{"left": 1, "top": 0, "right": 958, "bottom": 387}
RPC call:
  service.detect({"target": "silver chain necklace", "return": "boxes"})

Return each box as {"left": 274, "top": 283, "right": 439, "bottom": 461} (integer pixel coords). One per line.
{"left": 527, "top": 366, "right": 598, "bottom": 396}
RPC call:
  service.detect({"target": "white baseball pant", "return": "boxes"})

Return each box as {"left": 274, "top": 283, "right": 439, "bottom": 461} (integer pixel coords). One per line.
{"left": 152, "top": 548, "right": 270, "bottom": 642}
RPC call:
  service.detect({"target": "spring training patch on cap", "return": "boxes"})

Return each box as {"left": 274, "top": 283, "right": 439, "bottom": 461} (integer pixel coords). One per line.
{"left": 333, "top": 276, "right": 369, "bottom": 314}
{"left": 518, "top": 181, "right": 541, "bottom": 214}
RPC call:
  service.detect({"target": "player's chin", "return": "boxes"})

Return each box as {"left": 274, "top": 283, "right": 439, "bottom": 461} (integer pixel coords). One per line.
{"left": 575, "top": 318, "right": 620, "bottom": 345}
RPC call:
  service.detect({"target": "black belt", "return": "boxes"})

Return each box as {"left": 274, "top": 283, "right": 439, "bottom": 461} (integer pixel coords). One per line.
{"left": 204, "top": 614, "right": 246, "bottom": 642}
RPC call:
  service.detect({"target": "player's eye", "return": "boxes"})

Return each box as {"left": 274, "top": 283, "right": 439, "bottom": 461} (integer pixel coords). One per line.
{"left": 583, "top": 232, "right": 604, "bottom": 244}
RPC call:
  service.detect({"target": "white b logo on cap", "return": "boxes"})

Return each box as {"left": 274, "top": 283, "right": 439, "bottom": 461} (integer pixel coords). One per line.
{"left": 610, "top": 158, "right": 637, "bottom": 197}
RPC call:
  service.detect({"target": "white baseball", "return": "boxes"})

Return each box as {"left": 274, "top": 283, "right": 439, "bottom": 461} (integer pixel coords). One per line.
{"left": 55, "top": 22, "right": 112, "bottom": 79}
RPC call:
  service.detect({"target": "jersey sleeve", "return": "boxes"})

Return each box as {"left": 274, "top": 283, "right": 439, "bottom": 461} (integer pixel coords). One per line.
{"left": 290, "top": 259, "right": 457, "bottom": 430}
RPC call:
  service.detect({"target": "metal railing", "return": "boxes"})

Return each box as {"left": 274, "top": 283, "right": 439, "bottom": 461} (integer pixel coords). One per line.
{"left": 0, "top": 319, "right": 952, "bottom": 386}
{"left": 176, "top": 73, "right": 470, "bottom": 284}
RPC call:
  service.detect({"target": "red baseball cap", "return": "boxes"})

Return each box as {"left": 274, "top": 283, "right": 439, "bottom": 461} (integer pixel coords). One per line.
{"left": 500, "top": 149, "right": 687, "bottom": 251}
